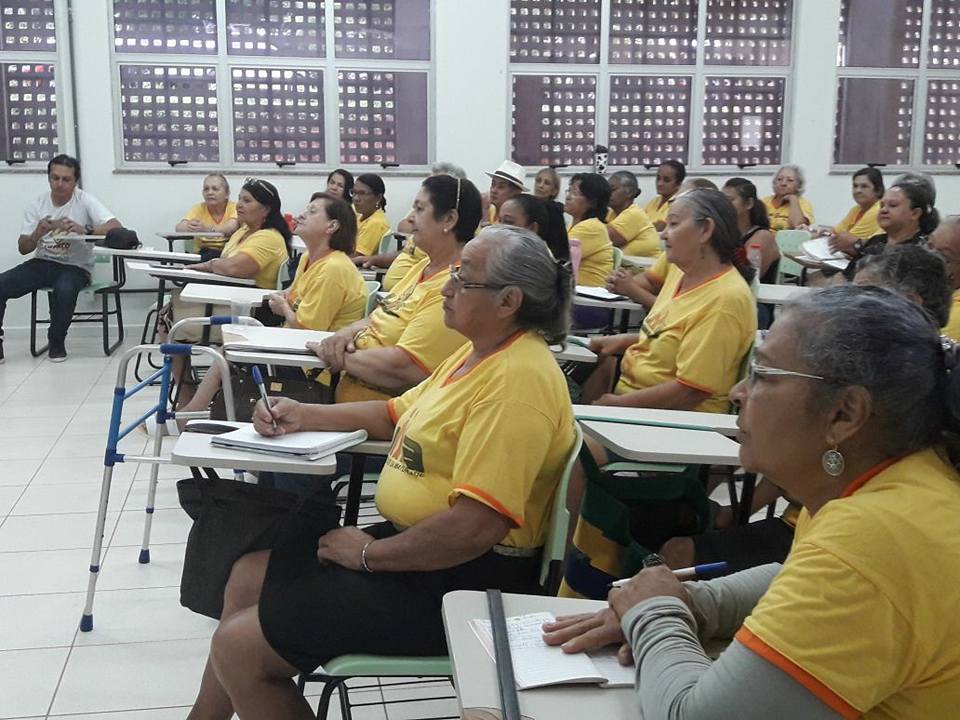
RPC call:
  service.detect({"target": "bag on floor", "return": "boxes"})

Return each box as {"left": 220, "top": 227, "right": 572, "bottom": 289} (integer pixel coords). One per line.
{"left": 209, "top": 365, "right": 333, "bottom": 421}
{"left": 177, "top": 474, "right": 342, "bottom": 619}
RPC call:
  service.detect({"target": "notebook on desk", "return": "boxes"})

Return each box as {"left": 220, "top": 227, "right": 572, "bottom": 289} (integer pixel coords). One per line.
{"left": 222, "top": 326, "right": 333, "bottom": 355}
{"left": 210, "top": 425, "right": 367, "bottom": 460}
{"left": 575, "top": 286, "right": 627, "bottom": 302}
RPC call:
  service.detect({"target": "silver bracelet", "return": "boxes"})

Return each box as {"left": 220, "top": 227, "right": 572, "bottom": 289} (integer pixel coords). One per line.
{"left": 360, "top": 540, "right": 375, "bottom": 573}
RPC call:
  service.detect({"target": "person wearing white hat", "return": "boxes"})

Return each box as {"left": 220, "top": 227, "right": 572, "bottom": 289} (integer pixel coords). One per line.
{"left": 483, "top": 160, "right": 527, "bottom": 225}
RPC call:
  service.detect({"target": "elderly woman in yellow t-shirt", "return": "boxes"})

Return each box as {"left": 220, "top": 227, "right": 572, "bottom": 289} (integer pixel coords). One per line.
{"left": 763, "top": 164, "right": 815, "bottom": 231}
{"left": 607, "top": 170, "right": 661, "bottom": 258}
{"left": 312, "top": 174, "right": 482, "bottom": 403}
{"left": 827, "top": 166, "right": 884, "bottom": 255}
{"left": 546, "top": 285, "right": 960, "bottom": 719}
{"left": 565, "top": 172, "right": 614, "bottom": 287}
{"left": 352, "top": 173, "right": 391, "bottom": 257}
{"left": 187, "top": 227, "right": 578, "bottom": 717}
{"left": 175, "top": 173, "right": 239, "bottom": 257}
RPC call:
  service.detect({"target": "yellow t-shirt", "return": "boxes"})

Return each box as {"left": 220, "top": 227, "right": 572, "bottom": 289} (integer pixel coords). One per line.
{"left": 355, "top": 208, "right": 391, "bottom": 256}
{"left": 378, "top": 331, "right": 576, "bottom": 548}
{"left": 646, "top": 252, "right": 671, "bottom": 285}
{"left": 606, "top": 204, "right": 661, "bottom": 257}
{"left": 643, "top": 194, "right": 675, "bottom": 227}
{"left": 336, "top": 257, "right": 466, "bottom": 403}
{"left": 762, "top": 195, "right": 816, "bottom": 232}
{"left": 834, "top": 202, "right": 881, "bottom": 240}
{"left": 616, "top": 264, "right": 756, "bottom": 413}
{"left": 221, "top": 226, "right": 288, "bottom": 289}
{"left": 569, "top": 217, "right": 614, "bottom": 287}
{"left": 739, "top": 448, "right": 960, "bottom": 719}
{"left": 383, "top": 242, "right": 427, "bottom": 291}
{"left": 942, "top": 293, "right": 960, "bottom": 342}
{"left": 182, "top": 201, "right": 237, "bottom": 251}
{"left": 286, "top": 250, "right": 366, "bottom": 332}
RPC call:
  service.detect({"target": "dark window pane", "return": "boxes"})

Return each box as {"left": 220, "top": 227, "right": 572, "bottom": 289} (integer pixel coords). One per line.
{"left": 924, "top": 79, "right": 960, "bottom": 165}
{"left": 511, "top": 0, "right": 600, "bottom": 64}
{"left": 511, "top": 74, "right": 596, "bottom": 166}
{"left": 119, "top": 64, "right": 219, "bottom": 163}
{"left": 608, "top": 0, "right": 697, "bottom": 65}
{"left": 704, "top": 0, "right": 793, "bottom": 66}
{"left": 833, "top": 77, "right": 914, "bottom": 165}
{"left": 608, "top": 75, "right": 691, "bottom": 166}
{"left": 227, "top": 0, "right": 325, "bottom": 57}
{"left": 837, "top": 0, "right": 923, "bottom": 68}
{"left": 113, "top": 0, "right": 217, "bottom": 55}
{"left": 232, "top": 67, "right": 323, "bottom": 165}
{"left": 1, "top": 0, "right": 56, "bottom": 52}
{"left": 2, "top": 62, "right": 57, "bottom": 161}
{"left": 338, "top": 70, "right": 427, "bottom": 165}
{"left": 928, "top": 0, "right": 960, "bottom": 69}
{"left": 334, "top": 0, "right": 430, "bottom": 60}
{"left": 702, "top": 76, "right": 784, "bottom": 166}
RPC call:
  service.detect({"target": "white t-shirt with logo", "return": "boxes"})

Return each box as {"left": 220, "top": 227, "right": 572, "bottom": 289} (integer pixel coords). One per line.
{"left": 20, "top": 188, "right": 116, "bottom": 273}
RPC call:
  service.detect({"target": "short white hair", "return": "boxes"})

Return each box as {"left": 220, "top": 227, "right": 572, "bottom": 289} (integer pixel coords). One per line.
{"left": 774, "top": 164, "right": 805, "bottom": 193}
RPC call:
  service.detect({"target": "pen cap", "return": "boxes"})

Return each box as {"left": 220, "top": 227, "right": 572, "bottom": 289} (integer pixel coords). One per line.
{"left": 251, "top": 365, "right": 264, "bottom": 385}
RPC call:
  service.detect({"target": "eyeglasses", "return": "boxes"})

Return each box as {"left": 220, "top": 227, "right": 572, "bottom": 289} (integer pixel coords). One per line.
{"left": 243, "top": 177, "right": 276, "bottom": 198}
{"left": 448, "top": 265, "right": 507, "bottom": 291}
{"left": 748, "top": 360, "right": 828, "bottom": 384}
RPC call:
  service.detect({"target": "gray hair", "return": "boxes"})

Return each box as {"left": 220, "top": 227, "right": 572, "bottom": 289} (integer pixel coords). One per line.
{"left": 609, "top": 170, "right": 639, "bottom": 198}
{"left": 430, "top": 161, "right": 467, "bottom": 180}
{"left": 774, "top": 164, "right": 805, "bottom": 193}
{"left": 781, "top": 285, "right": 950, "bottom": 454}
{"left": 204, "top": 173, "right": 229, "bottom": 193}
{"left": 479, "top": 225, "right": 572, "bottom": 345}
{"left": 855, "top": 244, "right": 952, "bottom": 327}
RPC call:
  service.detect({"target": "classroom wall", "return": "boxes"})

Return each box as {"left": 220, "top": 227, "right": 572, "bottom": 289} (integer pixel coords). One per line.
{"left": 1, "top": 0, "right": 957, "bottom": 329}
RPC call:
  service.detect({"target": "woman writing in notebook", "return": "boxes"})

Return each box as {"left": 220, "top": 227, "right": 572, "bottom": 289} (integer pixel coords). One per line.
{"left": 186, "top": 227, "right": 578, "bottom": 719}
{"left": 545, "top": 285, "right": 960, "bottom": 719}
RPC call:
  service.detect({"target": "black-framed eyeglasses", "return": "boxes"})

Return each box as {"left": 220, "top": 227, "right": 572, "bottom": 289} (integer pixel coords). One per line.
{"left": 449, "top": 265, "right": 507, "bottom": 291}
{"left": 243, "top": 177, "right": 276, "bottom": 197}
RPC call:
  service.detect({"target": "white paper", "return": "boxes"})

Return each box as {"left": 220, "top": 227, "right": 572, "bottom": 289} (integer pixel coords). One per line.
{"left": 210, "top": 425, "right": 366, "bottom": 457}
{"left": 575, "top": 285, "right": 627, "bottom": 302}
{"left": 800, "top": 237, "right": 847, "bottom": 262}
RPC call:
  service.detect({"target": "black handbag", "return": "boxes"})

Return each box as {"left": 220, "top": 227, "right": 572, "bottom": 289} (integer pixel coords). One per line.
{"left": 177, "top": 474, "right": 342, "bottom": 619}
{"left": 209, "top": 365, "right": 333, "bottom": 421}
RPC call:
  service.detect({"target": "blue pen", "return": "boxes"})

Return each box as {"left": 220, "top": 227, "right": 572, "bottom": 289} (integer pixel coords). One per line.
{"left": 610, "top": 561, "right": 728, "bottom": 588}
{"left": 251, "top": 366, "right": 279, "bottom": 432}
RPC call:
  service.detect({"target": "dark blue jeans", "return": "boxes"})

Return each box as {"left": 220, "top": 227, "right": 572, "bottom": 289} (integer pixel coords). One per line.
{"left": 0, "top": 258, "right": 90, "bottom": 344}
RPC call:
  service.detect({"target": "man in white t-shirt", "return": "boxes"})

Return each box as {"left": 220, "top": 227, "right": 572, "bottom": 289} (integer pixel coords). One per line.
{"left": 0, "top": 154, "right": 121, "bottom": 362}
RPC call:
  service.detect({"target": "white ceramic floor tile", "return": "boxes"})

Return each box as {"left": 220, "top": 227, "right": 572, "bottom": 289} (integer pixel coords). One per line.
{"left": 10, "top": 480, "right": 132, "bottom": 516}
{"left": 311, "top": 689, "right": 388, "bottom": 720}
{"left": 0, "top": 548, "right": 98, "bottom": 595}
{"left": 125, "top": 477, "right": 185, "bottom": 512}
{"left": 31, "top": 455, "right": 136, "bottom": 486}
{"left": 110, "top": 508, "right": 191, "bottom": 547}
{"left": 0, "top": 459, "right": 42, "bottom": 486}
{"left": 48, "top": 708, "right": 194, "bottom": 719}
{"left": 0, "top": 512, "right": 120, "bottom": 552}
{"left": 51, "top": 638, "right": 210, "bottom": 714}
{"left": 47, "top": 433, "right": 147, "bottom": 459}
{"left": 0, "top": 592, "right": 83, "bottom": 650}
{"left": 0, "top": 418, "right": 68, "bottom": 440}
{"left": 95, "top": 542, "right": 185, "bottom": 592}
{"left": 0, "top": 487, "right": 25, "bottom": 517}
{"left": 386, "top": 697, "right": 459, "bottom": 720}
{"left": 73, "top": 586, "right": 216, "bottom": 647}
{"left": 0, "top": 401, "right": 82, "bottom": 419}
{"left": 0, "top": 435, "right": 59, "bottom": 461}
{"left": 0, "top": 646, "right": 70, "bottom": 718}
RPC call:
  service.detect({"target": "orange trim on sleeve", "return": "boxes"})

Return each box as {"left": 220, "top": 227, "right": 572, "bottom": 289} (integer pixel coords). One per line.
{"left": 386, "top": 398, "right": 400, "bottom": 425}
{"left": 453, "top": 484, "right": 523, "bottom": 527}
{"left": 675, "top": 376, "right": 718, "bottom": 396}
{"left": 736, "top": 627, "right": 860, "bottom": 719}
{"left": 396, "top": 345, "right": 433, "bottom": 375}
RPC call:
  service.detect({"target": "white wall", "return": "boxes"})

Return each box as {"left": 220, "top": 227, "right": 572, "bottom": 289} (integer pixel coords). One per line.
{"left": 1, "top": 0, "right": 957, "bottom": 330}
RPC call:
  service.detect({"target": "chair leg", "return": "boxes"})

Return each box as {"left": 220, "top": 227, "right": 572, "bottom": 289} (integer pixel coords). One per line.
{"left": 30, "top": 290, "right": 49, "bottom": 357}
{"left": 101, "top": 288, "right": 124, "bottom": 356}
{"left": 316, "top": 678, "right": 346, "bottom": 720}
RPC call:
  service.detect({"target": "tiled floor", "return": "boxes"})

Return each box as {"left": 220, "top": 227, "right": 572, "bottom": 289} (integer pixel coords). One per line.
{"left": 0, "top": 330, "right": 457, "bottom": 720}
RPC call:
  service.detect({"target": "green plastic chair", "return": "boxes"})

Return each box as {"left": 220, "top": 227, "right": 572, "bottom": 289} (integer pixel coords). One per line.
{"left": 363, "top": 280, "right": 381, "bottom": 318}
{"left": 378, "top": 230, "right": 397, "bottom": 255}
{"left": 298, "top": 425, "right": 584, "bottom": 720}
{"left": 612, "top": 246, "right": 623, "bottom": 271}
{"left": 774, "top": 229, "right": 809, "bottom": 283}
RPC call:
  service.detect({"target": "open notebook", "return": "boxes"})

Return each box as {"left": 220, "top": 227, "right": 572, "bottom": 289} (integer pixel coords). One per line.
{"left": 210, "top": 425, "right": 367, "bottom": 460}
{"left": 471, "top": 612, "right": 634, "bottom": 690}
{"left": 575, "top": 286, "right": 628, "bottom": 302}
{"left": 799, "top": 237, "right": 850, "bottom": 270}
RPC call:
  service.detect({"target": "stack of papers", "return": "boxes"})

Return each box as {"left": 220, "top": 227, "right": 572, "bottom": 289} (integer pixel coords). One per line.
{"left": 575, "top": 286, "right": 627, "bottom": 302}
{"left": 799, "top": 237, "right": 849, "bottom": 270}
{"left": 210, "top": 425, "right": 367, "bottom": 460}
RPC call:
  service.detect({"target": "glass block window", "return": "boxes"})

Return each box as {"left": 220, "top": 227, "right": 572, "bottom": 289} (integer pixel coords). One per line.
{"left": 704, "top": 0, "right": 793, "bottom": 66}
{"left": 608, "top": 75, "right": 691, "bottom": 166}
{"left": 923, "top": 79, "right": 960, "bottom": 165}
{"left": 511, "top": 74, "right": 596, "bottom": 166}
{"left": 608, "top": 0, "right": 697, "bottom": 65}
{"left": 113, "top": 0, "right": 217, "bottom": 55}
{"left": 337, "top": 70, "right": 427, "bottom": 165}
{"left": 334, "top": 0, "right": 430, "bottom": 61}
{"left": 119, "top": 64, "right": 219, "bottom": 163}
{"left": 1, "top": 0, "right": 55, "bottom": 52}
{"left": 232, "top": 67, "right": 323, "bottom": 164}
{"left": 837, "top": 0, "right": 923, "bottom": 68}
{"left": 701, "top": 76, "right": 784, "bottom": 166}
{"left": 833, "top": 77, "right": 914, "bottom": 166}
{"left": 0, "top": 62, "right": 56, "bottom": 161}
{"left": 510, "top": 0, "right": 601, "bottom": 64}
{"left": 226, "top": 0, "right": 325, "bottom": 58}
{"left": 928, "top": 0, "right": 960, "bottom": 68}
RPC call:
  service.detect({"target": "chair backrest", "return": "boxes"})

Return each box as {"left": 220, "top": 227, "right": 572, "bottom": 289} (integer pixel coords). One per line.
{"left": 539, "top": 423, "right": 583, "bottom": 592}
{"left": 363, "top": 280, "right": 381, "bottom": 318}
{"left": 775, "top": 229, "right": 809, "bottom": 282}
{"left": 378, "top": 230, "right": 396, "bottom": 255}
{"left": 611, "top": 246, "right": 623, "bottom": 272}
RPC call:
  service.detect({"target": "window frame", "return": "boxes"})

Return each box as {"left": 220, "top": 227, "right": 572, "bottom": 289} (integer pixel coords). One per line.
{"left": 506, "top": 0, "right": 796, "bottom": 175}
{"left": 832, "top": 0, "right": 958, "bottom": 173}
{"left": 109, "top": 0, "right": 436, "bottom": 174}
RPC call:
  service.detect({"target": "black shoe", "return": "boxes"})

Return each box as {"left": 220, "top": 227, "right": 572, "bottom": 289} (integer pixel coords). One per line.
{"left": 48, "top": 343, "right": 67, "bottom": 363}
{"left": 0, "top": 340, "right": 4, "bottom": 364}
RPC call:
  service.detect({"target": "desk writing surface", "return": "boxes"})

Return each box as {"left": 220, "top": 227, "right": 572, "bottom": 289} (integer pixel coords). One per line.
{"left": 756, "top": 284, "right": 812, "bottom": 305}
{"left": 223, "top": 349, "right": 325, "bottom": 370}
{"left": 580, "top": 420, "right": 741, "bottom": 466}
{"left": 170, "top": 428, "right": 337, "bottom": 475}
{"left": 180, "top": 283, "right": 274, "bottom": 308}
{"left": 125, "top": 261, "right": 256, "bottom": 286}
{"left": 221, "top": 324, "right": 333, "bottom": 352}
{"left": 551, "top": 342, "right": 597, "bottom": 364}
{"left": 572, "top": 405, "right": 739, "bottom": 437}
{"left": 442, "top": 590, "right": 639, "bottom": 719}
{"left": 94, "top": 246, "right": 200, "bottom": 263}
{"left": 621, "top": 255, "right": 656, "bottom": 269}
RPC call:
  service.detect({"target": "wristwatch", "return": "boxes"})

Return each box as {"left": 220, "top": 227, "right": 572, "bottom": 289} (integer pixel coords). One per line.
{"left": 84, "top": 223, "right": 94, "bottom": 235}
{"left": 851, "top": 238, "right": 864, "bottom": 257}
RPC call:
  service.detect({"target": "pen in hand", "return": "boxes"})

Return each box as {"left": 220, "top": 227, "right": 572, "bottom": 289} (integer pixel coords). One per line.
{"left": 610, "top": 561, "right": 728, "bottom": 588}
{"left": 251, "top": 366, "right": 279, "bottom": 433}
